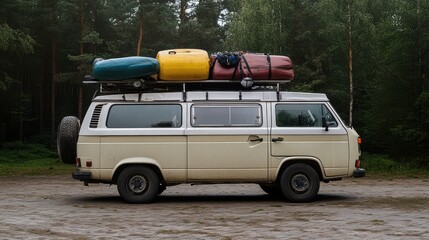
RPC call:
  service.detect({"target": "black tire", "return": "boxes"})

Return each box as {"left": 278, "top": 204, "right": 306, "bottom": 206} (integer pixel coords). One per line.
{"left": 280, "top": 164, "right": 320, "bottom": 202}
{"left": 57, "top": 116, "right": 80, "bottom": 164}
{"left": 158, "top": 184, "right": 166, "bottom": 195}
{"left": 117, "top": 166, "right": 160, "bottom": 203}
{"left": 259, "top": 184, "right": 282, "bottom": 197}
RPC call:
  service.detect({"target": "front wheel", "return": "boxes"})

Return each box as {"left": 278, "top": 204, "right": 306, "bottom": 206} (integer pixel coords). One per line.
{"left": 117, "top": 166, "right": 160, "bottom": 203}
{"left": 280, "top": 164, "right": 320, "bottom": 202}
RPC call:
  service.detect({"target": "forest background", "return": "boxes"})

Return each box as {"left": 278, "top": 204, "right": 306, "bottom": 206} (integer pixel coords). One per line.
{"left": 1, "top": 0, "right": 428, "bottom": 170}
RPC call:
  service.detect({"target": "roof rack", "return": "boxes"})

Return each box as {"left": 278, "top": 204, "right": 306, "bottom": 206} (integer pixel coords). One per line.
{"left": 83, "top": 77, "right": 291, "bottom": 101}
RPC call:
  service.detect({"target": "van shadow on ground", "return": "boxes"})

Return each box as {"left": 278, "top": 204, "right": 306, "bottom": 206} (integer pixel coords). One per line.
{"left": 70, "top": 192, "right": 353, "bottom": 205}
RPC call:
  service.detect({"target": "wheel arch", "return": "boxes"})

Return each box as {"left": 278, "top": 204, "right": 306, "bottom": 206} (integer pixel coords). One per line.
{"left": 111, "top": 158, "right": 165, "bottom": 185}
{"left": 275, "top": 157, "right": 325, "bottom": 182}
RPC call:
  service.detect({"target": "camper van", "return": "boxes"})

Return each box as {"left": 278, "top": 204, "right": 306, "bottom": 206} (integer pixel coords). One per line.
{"left": 58, "top": 80, "right": 365, "bottom": 203}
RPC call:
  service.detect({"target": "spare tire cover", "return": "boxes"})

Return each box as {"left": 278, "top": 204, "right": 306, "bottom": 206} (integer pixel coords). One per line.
{"left": 57, "top": 116, "right": 80, "bottom": 164}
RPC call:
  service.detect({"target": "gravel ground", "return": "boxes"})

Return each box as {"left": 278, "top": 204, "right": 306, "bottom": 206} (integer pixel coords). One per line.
{"left": 0, "top": 176, "right": 428, "bottom": 239}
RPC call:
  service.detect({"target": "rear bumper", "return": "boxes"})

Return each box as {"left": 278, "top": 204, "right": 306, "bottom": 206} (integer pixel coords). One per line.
{"left": 72, "top": 171, "right": 92, "bottom": 181}
{"left": 353, "top": 168, "right": 366, "bottom": 178}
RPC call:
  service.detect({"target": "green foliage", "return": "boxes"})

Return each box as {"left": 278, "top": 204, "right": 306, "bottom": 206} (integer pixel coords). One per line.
{"left": 0, "top": 141, "right": 58, "bottom": 163}
{"left": 0, "top": 158, "right": 74, "bottom": 176}
{"left": 364, "top": 0, "right": 429, "bottom": 156}
{"left": 138, "top": 0, "right": 178, "bottom": 56}
{"left": 0, "top": 141, "right": 74, "bottom": 176}
{"left": 68, "top": 54, "right": 98, "bottom": 77}
{"left": 80, "top": 31, "right": 103, "bottom": 45}
{"left": 362, "top": 153, "right": 399, "bottom": 173}
{"left": 225, "top": 0, "right": 292, "bottom": 54}
{"left": 177, "top": 0, "right": 229, "bottom": 53}
{"left": 0, "top": 23, "right": 36, "bottom": 54}
{"left": 0, "top": 22, "right": 36, "bottom": 144}
{"left": 0, "top": 23, "right": 36, "bottom": 92}
{"left": 0, "top": 74, "right": 13, "bottom": 92}
{"left": 361, "top": 153, "right": 429, "bottom": 177}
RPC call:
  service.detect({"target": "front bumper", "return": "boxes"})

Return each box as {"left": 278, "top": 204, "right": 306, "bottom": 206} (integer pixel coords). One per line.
{"left": 353, "top": 168, "right": 366, "bottom": 178}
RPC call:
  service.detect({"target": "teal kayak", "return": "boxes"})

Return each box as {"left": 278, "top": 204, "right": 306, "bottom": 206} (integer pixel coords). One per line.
{"left": 92, "top": 56, "right": 159, "bottom": 80}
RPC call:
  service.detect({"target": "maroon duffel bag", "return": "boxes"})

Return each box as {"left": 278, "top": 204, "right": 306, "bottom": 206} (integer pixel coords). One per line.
{"left": 238, "top": 53, "right": 294, "bottom": 80}
{"left": 210, "top": 53, "right": 294, "bottom": 80}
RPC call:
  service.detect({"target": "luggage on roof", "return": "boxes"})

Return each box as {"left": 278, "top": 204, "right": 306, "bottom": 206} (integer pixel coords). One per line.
{"left": 92, "top": 56, "right": 159, "bottom": 81}
{"left": 157, "top": 49, "right": 210, "bottom": 81}
{"left": 210, "top": 53, "right": 294, "bottom": 81}
{"left": 210, "top": 52, "right": 241, "bottom": 80}
{"left": 240, "top": 53, "right": 294, "bottom": 80}
{"left": 89, "top": 50, "right": 294, "bottom": 87}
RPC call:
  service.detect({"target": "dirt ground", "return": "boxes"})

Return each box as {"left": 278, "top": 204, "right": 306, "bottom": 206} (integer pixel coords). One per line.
{"left": 0, "top": 176, "right": 428, "bottom": 240}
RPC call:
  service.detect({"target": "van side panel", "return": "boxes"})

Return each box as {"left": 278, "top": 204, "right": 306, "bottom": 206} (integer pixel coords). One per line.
{"left": 187, "top": 135, "right": 268, "bottom": 181}
{"left": 99, "top": 136, "right": 187, "bottom": 182}
{"left": 76, "top": 136, "right": 101, "bottom": 179}
{"left": 270, "top": 135, "right": 349, "bottom": 177}
{"left": 270, "top": 102, "right": 350, "bottom": 178}
{"left": 186, "top": 102, "right": 269, "bottom": 182}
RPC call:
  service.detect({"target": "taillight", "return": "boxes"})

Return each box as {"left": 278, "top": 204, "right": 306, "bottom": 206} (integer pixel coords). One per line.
{"left": 355, "top": 159, "right": 361, "bottom": 168}
{"left": 357, "top": 137, "right": 362, "bottom": 144}
{"left": 76, "top": 158, "right": 81, "bottom": 167}
{"left": 86, "top": 161, "right": 92, "bottom": 167}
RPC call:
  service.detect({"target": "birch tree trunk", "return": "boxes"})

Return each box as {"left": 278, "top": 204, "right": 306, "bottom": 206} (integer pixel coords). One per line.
{"left": 348, "top": 0, "right": 353, "bottom": 127}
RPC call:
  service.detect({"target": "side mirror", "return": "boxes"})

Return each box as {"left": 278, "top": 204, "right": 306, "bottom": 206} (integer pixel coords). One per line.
{"left": 322, "top": 117, "right": 329, "bottom": 131}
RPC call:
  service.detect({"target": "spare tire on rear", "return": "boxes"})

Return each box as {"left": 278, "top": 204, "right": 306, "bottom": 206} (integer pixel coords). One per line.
{"left": 57, "top": 116, "right": 80, "bottom": 164}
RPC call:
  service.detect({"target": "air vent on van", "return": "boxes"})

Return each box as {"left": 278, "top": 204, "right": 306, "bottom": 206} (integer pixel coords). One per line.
{"left": 90, "top": 104, "right": 104, "bottom": 128}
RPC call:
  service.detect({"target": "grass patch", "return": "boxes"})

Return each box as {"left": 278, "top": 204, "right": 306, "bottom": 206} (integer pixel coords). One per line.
{"left": 361, "top": 153, "right": 429, "bottom": 178}
{"left": 0, "top": 141, "right": 74, "bottom": 176}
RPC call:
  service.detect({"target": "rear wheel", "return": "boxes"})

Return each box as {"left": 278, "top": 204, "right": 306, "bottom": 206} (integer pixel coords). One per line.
{"left": 117, "top": 166, "right": 160, "bottom": 203}
{"left": 280, "top": 164, "right": 320, "bottom": 202}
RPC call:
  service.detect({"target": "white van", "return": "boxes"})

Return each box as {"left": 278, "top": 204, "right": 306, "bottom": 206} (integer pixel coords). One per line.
{"left": 57, "top": 81, "right": 365, "bottom": 203}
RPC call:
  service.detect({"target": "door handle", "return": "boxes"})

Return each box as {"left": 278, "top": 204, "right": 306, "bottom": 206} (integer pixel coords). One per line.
{"left": 272, "top": 137, "right": 284, "bottom": 142}
{"left": 250, "top": 137, "right": 263, "bottom": 142}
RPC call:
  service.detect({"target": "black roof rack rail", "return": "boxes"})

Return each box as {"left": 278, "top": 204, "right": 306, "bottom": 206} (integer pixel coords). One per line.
{"left": 83, "top": 77, "right": 291, "bottom": 100}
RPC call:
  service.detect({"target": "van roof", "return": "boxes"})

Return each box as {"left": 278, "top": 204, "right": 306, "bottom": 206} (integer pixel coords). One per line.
{"left": 93, "top": 91, "right": 329, "bottom": 102}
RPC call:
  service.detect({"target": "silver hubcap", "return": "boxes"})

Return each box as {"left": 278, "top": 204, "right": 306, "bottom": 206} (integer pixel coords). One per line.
{"left": 128, "top": 175, "right": 147, "bottom": 194}
{"left": 291, "top": 174, "right": 310, "bottom": 193}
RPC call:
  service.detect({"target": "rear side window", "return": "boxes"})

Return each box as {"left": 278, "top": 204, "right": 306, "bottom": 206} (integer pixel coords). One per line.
{"left": 275, "top": 104, "right": 337, "bottom": 127}
{"left": 192, "top": 104, "right": 262, "bottom": 127}
{"left": 107, "top": 104, "right": 182, "bottom": 128}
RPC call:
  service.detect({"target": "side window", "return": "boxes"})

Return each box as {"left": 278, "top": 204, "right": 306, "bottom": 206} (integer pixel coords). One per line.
{"left": 192, "top": 104, "right": 262, "bottom": 127}
{"left": 107, "top": 104, "right": 182, "bottom": 128}
{"left": 275, "top": 104, "right": 338, "bottom": 127}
